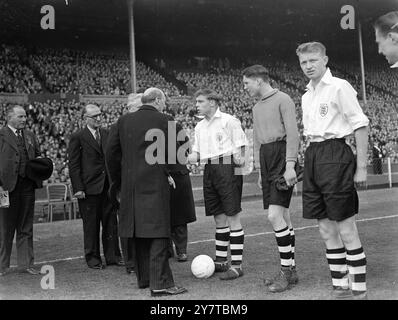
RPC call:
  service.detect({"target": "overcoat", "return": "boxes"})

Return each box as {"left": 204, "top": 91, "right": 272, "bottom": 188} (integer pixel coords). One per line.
{"left": 106, "top": 105, "right": 171, "bottom": 238}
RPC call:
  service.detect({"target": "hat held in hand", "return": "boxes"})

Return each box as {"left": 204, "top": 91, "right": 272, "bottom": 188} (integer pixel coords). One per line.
{"left": 25, "top": 157, "right": 54, "bottom": 181}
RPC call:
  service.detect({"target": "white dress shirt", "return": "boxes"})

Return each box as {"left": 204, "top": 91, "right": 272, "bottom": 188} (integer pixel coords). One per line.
{"left": 301, "top": 68, "right": 369, "bottom": 142}
{"left": 192, "top": 108, "right": 248, "bottom": 161}
{"left": 87, "top": 125, "right": 99, "bottom": 140}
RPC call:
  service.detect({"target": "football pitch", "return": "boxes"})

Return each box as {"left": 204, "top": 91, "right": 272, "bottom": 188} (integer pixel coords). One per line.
{"left": 0, "top": 187, "right": 397, "bottom": 300}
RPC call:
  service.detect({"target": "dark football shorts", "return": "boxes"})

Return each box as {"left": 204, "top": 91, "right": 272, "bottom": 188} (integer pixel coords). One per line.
{"left": 302, "top": 138, "right": 359, "bottom": 222}
{"left": 260, "top": 140, "right": 295, "bottom": 210}
{"left": 203, "top": 156, "right": 243, "bottom": 217}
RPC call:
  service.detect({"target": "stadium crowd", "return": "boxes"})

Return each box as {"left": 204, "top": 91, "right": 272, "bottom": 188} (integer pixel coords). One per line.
{"left": 29, "top": 48, "right": 182, "bottom": 96}
{"left": 0, "top": 45, "right": 42, "bottom": 94}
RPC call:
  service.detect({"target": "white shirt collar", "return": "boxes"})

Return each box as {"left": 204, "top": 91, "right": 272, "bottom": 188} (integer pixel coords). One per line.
{"left": 391, "top": 61, "right": 398, "bottom": 68}
{"left": 7, "top": 125, "right": 19, "bottom": 135}
{"left": 87, "top": 125, "right": 98, "bottom": 137}
{"left": 306, "top": 68, "right": 333, "bottom": 91}
{"left": 205, "top": 108, "right": 222, "bottom": 123}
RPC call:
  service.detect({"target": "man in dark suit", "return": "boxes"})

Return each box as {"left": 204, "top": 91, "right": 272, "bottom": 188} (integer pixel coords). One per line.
{"left": 67, "top": 104, "right": 123, "bottom": 270}
{"left": 106, "top": 88, "right": 187, "bottom": 296}
{"left": 0, "top": 105, "right": 43, "bottom": 276}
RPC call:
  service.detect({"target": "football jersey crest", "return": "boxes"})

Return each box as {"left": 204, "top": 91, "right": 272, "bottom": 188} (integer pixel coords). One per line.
{"left": 319, "top": 103, "right": 328, "bottom": 117}
{"left": 216, "top": 132, "right": 223, "bottom": 144}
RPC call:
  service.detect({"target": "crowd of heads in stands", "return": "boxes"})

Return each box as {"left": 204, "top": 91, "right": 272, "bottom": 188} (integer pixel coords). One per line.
{"left": 1, "top": 45, "right": 397, "bottom": 182}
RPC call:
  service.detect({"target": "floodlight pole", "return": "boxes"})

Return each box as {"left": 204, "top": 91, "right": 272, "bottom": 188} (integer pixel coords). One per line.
{"left": 357, "top": 0, "right": 367, "bottom": 104}
{"left": 128, "top": 0, "right": 137, "bottom": 93}
{"left": 358, "top": 20, "right": 367, "bottom": 104}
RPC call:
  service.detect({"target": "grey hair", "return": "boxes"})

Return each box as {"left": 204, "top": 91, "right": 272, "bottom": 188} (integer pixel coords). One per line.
{"left": 141, "top": 87, "right": 165, "bottom": 104}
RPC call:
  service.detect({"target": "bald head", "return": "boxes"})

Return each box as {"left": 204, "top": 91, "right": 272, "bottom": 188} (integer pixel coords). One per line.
{"left": 85, "top": 104, "right": 101, "bottom": 117}
{"left": 141, "top": 87, "right": 166, "bottom": 111}
{"left": 127, "top": 93, "right": 143, "bottom": 113}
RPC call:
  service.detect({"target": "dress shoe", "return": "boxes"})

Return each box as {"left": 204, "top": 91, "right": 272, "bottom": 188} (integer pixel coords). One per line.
{"left": 88, "top": 264, "right": 105, "bottom": 270}
{"left": 176, "top": 253, "right": 188, "bottom": 262}
{"left": 24, "top": 267, "right": 42, "bottom": 275}
{"left": 151, "top": 286, "right": 187, "bottom": 297}
{"left": 107, "top": 260, "right": 125, "bottom": 267}
{"left": 126, "top": 267, "right": 135, "bottom": 274}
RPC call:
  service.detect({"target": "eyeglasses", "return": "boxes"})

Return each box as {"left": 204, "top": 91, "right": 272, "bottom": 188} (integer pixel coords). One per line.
{"left": 87, "top": 114, "right": 102, "bottom": 119}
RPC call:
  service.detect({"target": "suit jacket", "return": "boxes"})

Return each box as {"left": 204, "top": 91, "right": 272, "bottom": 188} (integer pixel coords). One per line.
{"left": 67, "top": 126, "right": 109, "bottom": 195}
{"left": 105, "top": 105, "right": 171, "bottom": 238}
{"left": 0, "top": 126, "right": 41, "bottom": 192}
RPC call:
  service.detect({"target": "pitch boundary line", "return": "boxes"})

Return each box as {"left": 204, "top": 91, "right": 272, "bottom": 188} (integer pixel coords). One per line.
{"left": 188, "top": 214, "right": 398, "bottom": 244}
{"left": 19, "top": 213, "right": 398, "bottom": 267}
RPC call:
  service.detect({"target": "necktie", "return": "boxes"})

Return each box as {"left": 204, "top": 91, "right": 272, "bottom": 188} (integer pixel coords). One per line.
{"left": 16, "top": 129, "right": 23, "bottom": 142}
{"left": 95, "top": 129, "right": 101, "bottom": 146}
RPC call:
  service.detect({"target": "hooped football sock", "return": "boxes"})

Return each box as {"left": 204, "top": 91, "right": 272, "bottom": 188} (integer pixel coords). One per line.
{"left": 289, "top": 227, "right": 296, "bottom": 267}
{"left": 326, "top": 247, "right": 349, "bottom": 289}
{"left": 274, "top": 226, "right": 292, "bottom": 268}
{"left": 346, "top": 247, "right": 367, "bottom": 295}
{"left": 215, "top": 226, "right": 230, "bottom": 262}
{"left": 230, "top": 228, "right": 244, "bottom": 268}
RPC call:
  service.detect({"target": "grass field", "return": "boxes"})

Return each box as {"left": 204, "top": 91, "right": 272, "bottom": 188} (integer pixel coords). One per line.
{"left": 1, "top": 187, "right": 397, "bottom": 300}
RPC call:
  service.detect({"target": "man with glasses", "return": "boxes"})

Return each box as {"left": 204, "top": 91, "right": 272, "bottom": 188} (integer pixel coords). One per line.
{"left": 68, "top": 104, "right": 123, "bottom": 270}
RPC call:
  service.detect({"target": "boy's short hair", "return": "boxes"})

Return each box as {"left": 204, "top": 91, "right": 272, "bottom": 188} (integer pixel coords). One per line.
{"left": 242, "top": 65, "right": 270, "bottom": 83}
{"left": 194, "top": 89, "right": 222, "bottom": 104}
{"left": 296, "top": 42, "right": 327, "bottom": 57}
{"left": 374, "top": 11, "right": 398, "bottom": 37}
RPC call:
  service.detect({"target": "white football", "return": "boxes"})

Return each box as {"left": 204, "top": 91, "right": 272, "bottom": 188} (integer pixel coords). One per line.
{"left": 191, "top": 255, "right": 215, "bottom": 279}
